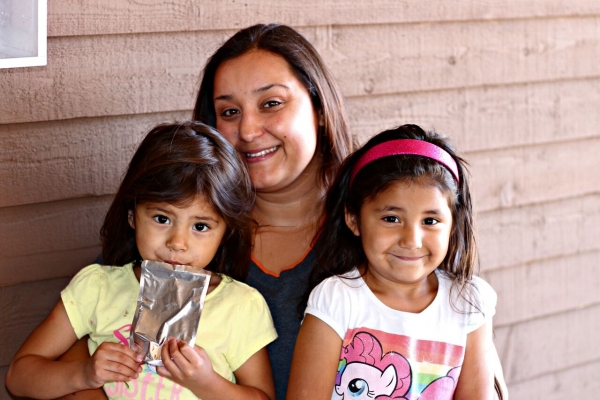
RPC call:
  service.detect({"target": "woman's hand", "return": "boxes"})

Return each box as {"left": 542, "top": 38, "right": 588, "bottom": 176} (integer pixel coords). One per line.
{"left": 54, "top": 337, "right": 108, "bottom": 400}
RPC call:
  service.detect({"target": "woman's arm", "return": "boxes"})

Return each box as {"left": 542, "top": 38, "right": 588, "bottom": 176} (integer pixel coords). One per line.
{"left": 157, "top": 337, "right": 275, "bottom": 400}
{"left": 54, "top": 337, "right": 109, "bottom": 400}
{"left": 286, "top": 314, "right": 342, "bottom": 400}
{"left": 454, "top": 320, "right": 496, "bottom": 400}
{"left": 5, "top": 300, "right": 141, "bottom": 399}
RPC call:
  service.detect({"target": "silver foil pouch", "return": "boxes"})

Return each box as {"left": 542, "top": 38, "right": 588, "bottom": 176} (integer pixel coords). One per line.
{"left": 129, "top": 260, "right": 211, "bottom": 366}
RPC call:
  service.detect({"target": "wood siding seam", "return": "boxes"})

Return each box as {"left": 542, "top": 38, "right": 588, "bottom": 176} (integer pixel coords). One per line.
{"left": 508, "top": 357, "right": 600, "bottom": 386}
{"left": 46, "top": 2, "right": 600, "bottom": 37}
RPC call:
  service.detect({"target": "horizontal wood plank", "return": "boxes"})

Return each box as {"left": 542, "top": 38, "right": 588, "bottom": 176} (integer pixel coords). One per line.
{"left": 317, "top": 17, "right": 600, "bottom": 98}
{"left": 0, "top": 111, "right": 187, "bottom": 208}
{"left": 0, "top": 196, "right": 111, "bottom": 286}
{"left": 2, "top": 17, "right": 600, "bottom": 124}
{"left": 1, "top": 246, "right": 101, "bottom": 288}
{"left": 478, "top": 194, "right": 600, "bottom": 271}
{"left": 501, "top": 303, "right": 600, "bottom": 383}
{"left": 348, "top": 77, "right": 600, "bottom": 152}
{"left": 0, "top": 32, "right": 222, "bottom": 124}
{"left": 469, "top": 136, "right": 600, "bottom": 212}
{"left": 0, "top": 278, "right": 68, "bottom": 366}
{"left": 482, "top": 250, "right": 600, "bottom": 326}
{"left": 507, "top": 359, "right": 600, "bottom": 400}
{"left": 48, "top": 0, "right": 600, "bottom": 37}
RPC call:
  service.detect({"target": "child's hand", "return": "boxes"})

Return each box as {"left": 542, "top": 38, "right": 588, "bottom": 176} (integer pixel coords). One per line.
{"left": 157, "top": 337, "right": 216, "bottom": 393}
{"left": 82, "top": 341, "right": 143, "bottom": 388}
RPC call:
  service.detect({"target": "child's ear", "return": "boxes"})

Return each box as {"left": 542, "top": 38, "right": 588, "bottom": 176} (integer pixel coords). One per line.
{"left": 128, "top": 210, "right": 135, "bottom": 229}
{"left": 344, "top": 208, "right": 360, "bottom": 236}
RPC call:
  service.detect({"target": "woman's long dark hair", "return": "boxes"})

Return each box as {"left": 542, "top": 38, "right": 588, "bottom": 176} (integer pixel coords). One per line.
{"left": 101, "top": 121, "right": 254, "bottom": 280}
{"left": 193, "top": 23, "right": 355, "bottom": 192}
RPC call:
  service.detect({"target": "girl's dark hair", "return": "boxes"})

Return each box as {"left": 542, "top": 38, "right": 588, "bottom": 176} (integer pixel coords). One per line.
{"left": 101, "top": 121, "right": 254, "bottom": 281}
{"left": 193, "top": 23, "right": 355, "bottom": 191}
{"left": 307, "top": 124, "right": 477, "bottom": 307}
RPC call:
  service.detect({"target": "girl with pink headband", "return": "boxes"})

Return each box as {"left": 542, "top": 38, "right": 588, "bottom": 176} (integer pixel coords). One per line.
{"left": 287, "top": 124, "right": 501, "bottom": 400}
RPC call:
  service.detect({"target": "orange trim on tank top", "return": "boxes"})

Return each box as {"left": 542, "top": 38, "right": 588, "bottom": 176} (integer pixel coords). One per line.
{"left": 251, "top": 226, "right": 322, "bottom": 278}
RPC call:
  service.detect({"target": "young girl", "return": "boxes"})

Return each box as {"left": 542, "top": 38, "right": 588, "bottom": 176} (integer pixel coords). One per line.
{"left": 287, "top": 124, "right": 498, "bottom": 400}
{"left": 6, "top": 122, "right": 277, "bottom": 400}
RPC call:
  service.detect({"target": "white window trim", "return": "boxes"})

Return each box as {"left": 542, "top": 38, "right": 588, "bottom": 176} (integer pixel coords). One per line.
{"left": 0, "top": 0, "right": 47, "bottom": 69}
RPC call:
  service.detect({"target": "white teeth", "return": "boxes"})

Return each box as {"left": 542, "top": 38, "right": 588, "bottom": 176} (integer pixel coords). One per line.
{"left": 246, "top": 146, "right": 278, "bottom": 158}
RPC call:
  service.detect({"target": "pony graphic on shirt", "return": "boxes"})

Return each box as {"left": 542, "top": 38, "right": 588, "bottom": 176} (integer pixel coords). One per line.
{"left": 334, "top": 331, "right": 461, "bottom": 400}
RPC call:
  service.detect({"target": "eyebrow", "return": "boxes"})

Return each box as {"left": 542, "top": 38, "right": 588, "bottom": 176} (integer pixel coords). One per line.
{"left": 146, "top": 207, "right": 220, "bottom": 223}
{"left": 376, "top": 205, "right": 443, "bottom": 215}
{"left": 191, "top": 216, "right": 220, "bottom": 223}
{"left": 214, "top": 83, "right": 290, "bottom": 102}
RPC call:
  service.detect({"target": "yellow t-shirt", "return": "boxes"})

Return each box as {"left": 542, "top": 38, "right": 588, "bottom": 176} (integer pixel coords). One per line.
{"left": 61, "top": 263, "right": 277, "bottom": 399}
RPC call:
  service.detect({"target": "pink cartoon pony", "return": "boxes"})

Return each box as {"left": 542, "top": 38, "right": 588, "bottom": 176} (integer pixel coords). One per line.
{"left": 335, "top": 332, "right": 460, "bottom": 400}
{"left": 335, "top": 332, "right": 411, "bottom": 399}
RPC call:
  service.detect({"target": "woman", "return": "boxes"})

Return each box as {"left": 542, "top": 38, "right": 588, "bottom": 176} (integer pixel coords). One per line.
{"left": 56, "top": 23, "right": 506, "bottom": 400}
{"left": 193, "top": 23, "right": 354, "bottom": 400}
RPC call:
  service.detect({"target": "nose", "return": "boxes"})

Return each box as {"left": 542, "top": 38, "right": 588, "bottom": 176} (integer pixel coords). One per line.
{"left": 166, "top": 226, "right": 188, "bottom": 252}
{"left": 238, "top": 110, "right": 263, "bottom": 142}
{"left": 399, "top": 225, "right": 422, "bottom": 250}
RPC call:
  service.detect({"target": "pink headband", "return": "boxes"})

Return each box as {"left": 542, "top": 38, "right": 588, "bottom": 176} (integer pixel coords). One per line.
{"left": 349, "top": 139, "right": 460, "bottom": 185}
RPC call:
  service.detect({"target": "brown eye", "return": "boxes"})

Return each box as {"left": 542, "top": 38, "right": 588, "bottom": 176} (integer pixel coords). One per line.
{"left": 193, "top": 223, "right": 209, "bottom": 232}
{"left": 263, "top": 100, "right": 281, "bottom": 108}
{"left": 153, "top": 215, "right": 169, "bottom": 224}
{"left": 221, "top": 108, "right": 239, "bottom": 117}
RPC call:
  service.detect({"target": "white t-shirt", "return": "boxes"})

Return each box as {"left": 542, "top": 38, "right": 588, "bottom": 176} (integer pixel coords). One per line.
{"left": 306, "top": 268, "right": 496, "bottom": 400}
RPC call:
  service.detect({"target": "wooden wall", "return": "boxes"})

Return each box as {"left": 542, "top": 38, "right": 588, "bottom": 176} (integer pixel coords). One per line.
{"left": 2, "top": 1, "right": 600, "bottom": 398}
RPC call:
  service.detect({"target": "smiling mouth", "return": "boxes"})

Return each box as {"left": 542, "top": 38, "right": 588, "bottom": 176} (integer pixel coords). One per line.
{"left": 245, "top": 146, "right": 279, "bottom": 158}
{"left": 392, "top": 254, "right": 425, "bottom": 261}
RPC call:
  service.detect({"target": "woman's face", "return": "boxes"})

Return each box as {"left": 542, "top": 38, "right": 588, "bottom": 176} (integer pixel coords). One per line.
{"left": 213, "top": 50, "right": 321, "bottom": 193}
